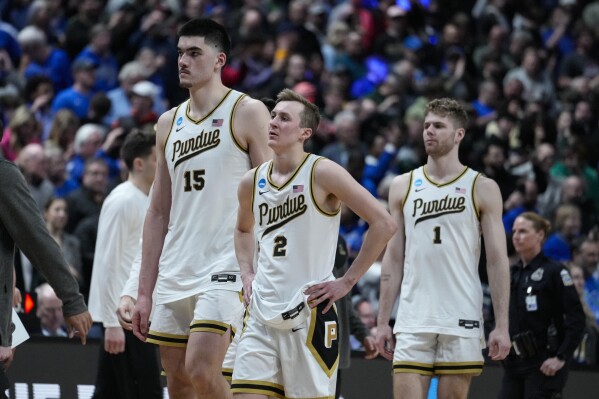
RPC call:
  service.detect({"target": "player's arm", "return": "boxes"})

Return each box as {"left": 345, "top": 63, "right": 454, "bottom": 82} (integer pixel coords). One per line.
{"left": 376, "top": 173, "right": 410, "bottom": 360}
{"left": 476, "top": 175, "right": 511, "bottom": 360}
{"left": 233, "top": 96, "right": 273, "bottom": 167}
{"left": 305, "top": 159, "right": 397, "bottom": 313}
{"left": 117, "top": 240, "right": 143, "bottom": 330}
{"left": 93, "top": 199, "right": 130, "bottom": 353}
{"left": 234, "top": 169, "right": 257, "bottom": 306}
{"left": 133, "top": 109, "right": 174, "bottom": 341}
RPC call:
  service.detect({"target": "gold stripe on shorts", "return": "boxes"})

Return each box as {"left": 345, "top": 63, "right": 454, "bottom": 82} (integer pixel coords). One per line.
{"left": 231, "top": 380, "right": 285, "bottom": 399}
{"left": 146, "top": 330, "right": 188, "bottom": 348}
{"left": 434, "top": 361, "right": 484, "bottom": 375}
{"left": 393, "top": 361, "right": 434, "bottom": 376}
{"left": 222, "top": 368, "right": 233, "bottom": 381}
{"left": 190, "top": 319, "right": 230, "bottom": 334}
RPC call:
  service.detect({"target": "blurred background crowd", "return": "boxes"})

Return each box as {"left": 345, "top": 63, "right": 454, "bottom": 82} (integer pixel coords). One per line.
{"left": 1, "top": 0, "right": 599, "bottom": 366}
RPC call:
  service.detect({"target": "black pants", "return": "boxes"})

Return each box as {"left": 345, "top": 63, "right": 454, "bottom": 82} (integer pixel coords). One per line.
{"left": 92, "top": 329, "right": 163, "bottom": 399}
{"left": 498, "top": 362, "right": 569, "bottom": 399}
{"left": 0, "top": 367, "right": 8, "bottom": 399}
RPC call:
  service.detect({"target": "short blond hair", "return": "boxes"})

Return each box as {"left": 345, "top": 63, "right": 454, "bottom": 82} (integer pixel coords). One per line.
{"left": 276, "top": 88, "right": 320, "bottom": 132}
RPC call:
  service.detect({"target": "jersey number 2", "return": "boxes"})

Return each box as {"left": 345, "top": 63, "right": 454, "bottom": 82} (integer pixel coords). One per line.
{"left": 433, "top": 226, "right": 442, "bottom": 244}
{"left": 273, "top": 236, "right": 287, "bottom": 257}
{"left": 183, "top": 169, "right": 205, "bottom": 191}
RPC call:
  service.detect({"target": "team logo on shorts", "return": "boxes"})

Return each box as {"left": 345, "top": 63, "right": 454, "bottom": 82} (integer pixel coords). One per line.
{"left": 325, "top": 321, "right": 338, "bottom": 348}
{"left": 258, "top": 178, "right": 266, "bottom": 189}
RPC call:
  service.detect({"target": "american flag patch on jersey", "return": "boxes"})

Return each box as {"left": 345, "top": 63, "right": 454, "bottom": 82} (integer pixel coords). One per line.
{"left": 455, "top": 187, "right": 467, "bottom": 194}
{"left": 212, "top": 119, "right": 223, "bottom": 127}
{"left": 293, "top": 185, "right": 304, "bottom": 193}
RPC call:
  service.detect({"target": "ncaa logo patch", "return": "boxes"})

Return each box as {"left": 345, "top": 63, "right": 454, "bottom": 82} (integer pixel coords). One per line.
{"left": 176, "top": 116, "right": 183, "bottom": 125}
{"left": 415, "top": 179, "right": 423, "bottom": 187}
{"left": 258, "top": 178, "right": 266, "bottom": 189}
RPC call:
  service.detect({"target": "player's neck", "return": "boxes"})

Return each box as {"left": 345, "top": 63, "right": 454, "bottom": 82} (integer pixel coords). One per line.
{"left": 187, "top": 80, "right": 229, "bottom": 119}
{"left": 272, "top": 149, "right": 308, "bottom": 177}
{"left": 129, "top": 174, "right": 151, "bottom": 196}
{"left": 425, "top": 154, "right": 464, "bottom": 182}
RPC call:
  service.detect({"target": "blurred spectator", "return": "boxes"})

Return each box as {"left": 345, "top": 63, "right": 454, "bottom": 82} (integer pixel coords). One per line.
{"left": 34, "top": 283, "right": 67, "bottom": 337}
{"left": 105, "top": 61, "right": 159, "bottom": 126}
{"left": 472, "top": 80, "right": 500, "bottom": 130}
{"left": 321, "top": 110, "right": 367, "bottom": 175}
{"left": 543, "top": 203, "right": 582, "bottom": 261}
{"left": 15, "top": 143, "right": 54, "bottom": 212}
{"left": 568, "top": 262, "right": 598, "bottom": 366}
{"left": 581, "top": 238, "right": 599, "bottom": 327}
{"left": 503, "top": 179, "right": 540, "bottom": 234}
{"left": 45, "top": 145, "right": 77, "bottom": 197}
{"left": 65, "top": 157, "right": 108, "bottom": 233}
{"left": 46, "top": 108, "right": 79, "bottom": 160}
{"left": 113, "top": 80, "right": 159, "bottom": 131}
{"left": 550, "top": 144, "right": 599, "bottom": 212}
{"left": 17, "top": 25, "right": 71, "bottom": 92}
{"left": 43, "top": 197, "right": 83, "bottom": 288}
{"left": 0, "top": 105, "right": 42, "bottom": 161}
{"left": 479, "top": 139, "right": 517, "bottom": 202}
{"left": 64, "top": 0, "right": 105, "bottom": 58}
{"left": 23, "top": 74, "right": 55, "bottom": 140}
{"left": 504, "top": 47, "right": 556, "bottom": 104}
{"left": 52, "top": 58, "right": 97, "bottom": 120}
{"left": 575, "top": 238, "right": 599, "bottom": 280}
{"left": 558, "top": 28, "right": 598, "bottom": 90}
{"left": 322, "top": 21, "right": 351, "bottom": 72}
{"left": 75, "top": 23, "right": 119, "bottom": 92}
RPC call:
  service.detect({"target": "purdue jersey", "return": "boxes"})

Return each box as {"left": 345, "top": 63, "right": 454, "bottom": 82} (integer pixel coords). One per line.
{"left": 395, "top": 166, "right": 483, "bottom": 337}
{"left": 251, "top": 154, "right": 340, "bottom": 327}
{"left": 158, "top": 90, "right": 249, "bottom": 304}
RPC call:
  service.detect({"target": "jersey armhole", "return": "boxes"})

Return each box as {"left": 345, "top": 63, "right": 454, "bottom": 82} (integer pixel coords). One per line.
{"left": 310, "top": 157, "right": 340, "bottom": 217}
{"left": 400, "top": 170, "right": 414, "bottom": 212}
{"left": 251, "top": 164, "right": 262, "bottom": 211}
{"left": 162, "top": 103, "right": 183, "bottom": 156}
{"left": 230, "top": 94, "right": 249, "bottom": 153}
{"left": 472, "top": 172, "right": 481, "bottom": 219}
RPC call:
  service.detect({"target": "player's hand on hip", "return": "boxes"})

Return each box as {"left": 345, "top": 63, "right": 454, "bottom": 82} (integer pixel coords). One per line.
{"left": 487, "top": 327, "right": 511, "bottom": 361}
{"left": 375, "top": 324, "right": 395, "bottom": 361}
{"left": 104, "top": 326, "right": 126, "bottom": 354}
{"left": 65, "top": 311, "right": 93, "bottom": 345}
{"left": 304, "top": 278, "right": 352, "bottom": 314}
{"left": 241, "top": 272, "right": 255, "bottom": 307}
{"left": 117, "top": 295, "right": 136, "bottom": 330}
{"left": 132, "top": 295, "right": 151, "bottom": 342}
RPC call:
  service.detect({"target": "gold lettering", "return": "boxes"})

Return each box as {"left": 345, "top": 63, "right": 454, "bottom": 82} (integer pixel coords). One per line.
{"left": 325, "top": 321, "right": 338, "bottom": 349}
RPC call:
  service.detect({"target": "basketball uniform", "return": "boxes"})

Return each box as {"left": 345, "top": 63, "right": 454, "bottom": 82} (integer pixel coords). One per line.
{"left": 232, "top": 154, "right": 340, "bottom": 398}
{"left": 393, "top": 166, "right": 485, "bottom": 376}
{"left": 147, "top": 90, "right": 247, "bottom": 354}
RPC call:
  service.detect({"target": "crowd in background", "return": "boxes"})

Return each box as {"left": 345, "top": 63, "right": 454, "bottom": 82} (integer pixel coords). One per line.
{"left": 2, "top": 0, "right": 599, "bottom": 366}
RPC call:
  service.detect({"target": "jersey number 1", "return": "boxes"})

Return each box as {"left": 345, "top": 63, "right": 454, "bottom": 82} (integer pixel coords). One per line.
{"left": 433, "top": 226, "right": 442, "bottom": 244}
{"left": 183, "top": 169, "right": 205, "bottom": 191}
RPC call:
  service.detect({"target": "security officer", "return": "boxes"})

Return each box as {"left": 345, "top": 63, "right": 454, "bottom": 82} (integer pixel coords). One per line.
{"left": 499, "top": 212, "right": 585, "bottom": 399}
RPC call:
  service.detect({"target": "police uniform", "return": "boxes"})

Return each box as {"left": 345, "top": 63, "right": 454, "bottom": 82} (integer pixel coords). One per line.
{"left": 498, "top": 252, "right": 585, "bottom": 399}
{"left": 231, "top": 154, "right": 341, "bottom": 399}
{"left": 146, "top": 90, "right": 248, "bottom": 377}
{"left": 393, "top": 166, "right": 485, "bottom": 376}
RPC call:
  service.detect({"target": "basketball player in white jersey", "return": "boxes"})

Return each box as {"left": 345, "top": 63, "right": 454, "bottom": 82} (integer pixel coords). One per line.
{"left": 131, "top": 19, "right": 272, "bottom": 399}
{"left": 231, "top": 89, "right": 396, "bottom": 399}
{"left": 375, "top": 98, "right": 512, "bottom": 399}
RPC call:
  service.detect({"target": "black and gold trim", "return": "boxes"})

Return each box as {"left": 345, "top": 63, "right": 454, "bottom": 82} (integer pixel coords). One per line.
{"left": 401, "top": 170, "right": 414, "bottom": 212}
{"left": 306, "top": 302, "right": 339, "bottom": 378}
{"left": 392, "top": 361, "right": 434, "bottom": 376}
{"left": 266, "top": 152, "right": 310, "bottom": 190}
{"left": 434, "top": 361, "right": 484, "bottom": 376}
{"left": 163, "top": 103, "right": 183, "bottom": 156}
{"left": 422, "top": 165, "right": 469, "bottom": 187}
{"left": 231, "top": 380, "right": 285, "bottom": 399}
{"left": 146, "top": 331, "right": 188, "bottom": 348}
{"left": 251, "top": 164, "right": 261, "bottom": 209}
{"left": 185, "top": 89, "right": 232, "bottom": 124}
{"left": 222, "top": 368, "right": 233, "bottom": 382}
{"left": 230, "top": 93, "right": 249, "bottom": 153}
{"left": 189, "top": 319, "right": 230, "bottom": 335}
{"left": 471, "top": 172, "right": 481, "bottom": 219}
{"left": 310, "top": 157, "right": 340, "bottom": 217}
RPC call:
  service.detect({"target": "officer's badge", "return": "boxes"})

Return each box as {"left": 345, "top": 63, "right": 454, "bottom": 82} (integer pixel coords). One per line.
{"left": 560, "top": 269, "right": 573, "bottom": 286}
{"left": 531, "top": 268, "right": 544, "bottom": 281}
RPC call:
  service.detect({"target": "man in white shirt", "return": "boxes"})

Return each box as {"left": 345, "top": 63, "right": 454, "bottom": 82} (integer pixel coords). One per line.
{"left": 88, "top": 130, "right": 161, "bottom": 398}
